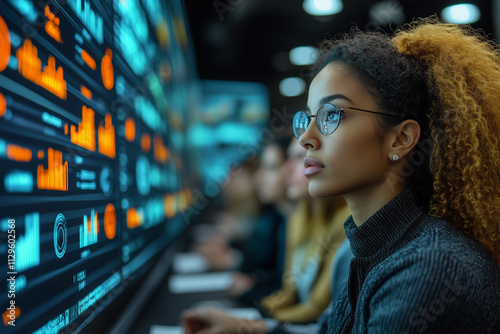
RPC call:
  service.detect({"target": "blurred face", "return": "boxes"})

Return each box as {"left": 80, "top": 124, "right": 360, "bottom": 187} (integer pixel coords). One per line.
{"left": 222, "top": 166, "right": 254, "bottom": 203}
{"left": 283, "top": 138, "right": 308, "bottom": 200}
{"left": 299, "top": 62, "right": 391, "bottom": 198}
{"left": 255, "top": 144, "right": 287, "bottom": 204}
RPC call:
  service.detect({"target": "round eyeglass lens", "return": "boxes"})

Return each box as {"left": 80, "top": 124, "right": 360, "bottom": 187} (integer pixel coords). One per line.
{"left": 317, "top": 104, "right": 341, "bottom": 135}
{"left": 293, "top": 111, "right": 310, "bottom": 138}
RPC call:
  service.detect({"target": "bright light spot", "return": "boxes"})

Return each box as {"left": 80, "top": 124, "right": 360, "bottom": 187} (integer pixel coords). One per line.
{"left": 315, "top": 0, "right": 332, "bottom": 11}
{"left": 369, "top": 1, "right": 405, "bottom": 26}
{"left": 279, "top": 77, "right": 306, "bottom": 97}
{"left": 303, "top": 0, "right": 343, "bottom": 16}
{"left": 441, "top": 3, "right": 480, "bottom": 24}
{"left": 289, "top": 46, "right": 317, "bottom": 66}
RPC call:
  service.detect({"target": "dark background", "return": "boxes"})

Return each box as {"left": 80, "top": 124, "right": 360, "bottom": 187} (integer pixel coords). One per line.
{"left": 184, "top": 0, "right": 497, "bottom": 114}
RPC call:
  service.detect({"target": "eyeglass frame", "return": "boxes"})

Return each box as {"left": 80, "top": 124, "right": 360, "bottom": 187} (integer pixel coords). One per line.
{"left": 293, "top": 103, "right": 398, "bottom": 138}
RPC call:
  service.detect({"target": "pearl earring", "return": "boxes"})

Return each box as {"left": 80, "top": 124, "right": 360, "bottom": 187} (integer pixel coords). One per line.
{"left": 392, "top": 154, "right": 399, "bottom": 161}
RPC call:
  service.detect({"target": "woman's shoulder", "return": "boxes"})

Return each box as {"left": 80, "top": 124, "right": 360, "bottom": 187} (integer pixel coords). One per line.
{"left": 380, "top": 213, "right": 499, "bottom": 283}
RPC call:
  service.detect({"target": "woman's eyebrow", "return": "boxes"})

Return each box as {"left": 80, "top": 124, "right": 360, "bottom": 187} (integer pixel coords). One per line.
{"left": 306, "top": 93, "right": 354, "bottom": 112}
{"left": 319, "top": 94, "right": 353, "bottom": 105}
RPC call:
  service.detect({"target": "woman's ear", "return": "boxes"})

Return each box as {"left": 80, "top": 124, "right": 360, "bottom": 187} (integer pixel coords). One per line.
{"left": 388, "top": 119, "right": 421, "bottom": 161}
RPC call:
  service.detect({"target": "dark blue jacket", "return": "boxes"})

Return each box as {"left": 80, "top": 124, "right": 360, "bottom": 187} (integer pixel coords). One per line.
{"left": 326, "top": 188, "right": 500, "bottom": 333}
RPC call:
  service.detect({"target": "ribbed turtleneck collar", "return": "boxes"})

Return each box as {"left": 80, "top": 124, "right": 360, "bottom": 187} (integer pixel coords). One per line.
{"left": 344, "top": 188, "right": 424, "bottom": 258}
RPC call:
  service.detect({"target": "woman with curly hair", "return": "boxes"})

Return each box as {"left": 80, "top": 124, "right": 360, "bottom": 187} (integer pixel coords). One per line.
{"left": 182, "top": 17, "right": 500, "bottom": 333}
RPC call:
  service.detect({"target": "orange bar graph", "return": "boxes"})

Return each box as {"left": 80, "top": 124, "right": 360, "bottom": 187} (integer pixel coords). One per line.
{"left": 127, "top": 208, "right": 142, "bottom": 229}
{"left": 17, "top": 39, "right": 67, "bottom": 99}
{"left": 153, "top": 135, "right": 169, "bottom": 164}
{"left": 81, "top": 49, "right": 96, "bottom": 70}
{"left": 37, "top": 148, "right": 68, "bottom": 191}
{"left": 6, "top": 144, "right": 32, "bottom": 162}
{"left": 71, "top": 105, "right": 96, "bottom": 151}
{"left": 98, "top": 113, "right": 116, "bottom": 158}
{"left": 44, "top": 5, "right": 62, "bottom": 43}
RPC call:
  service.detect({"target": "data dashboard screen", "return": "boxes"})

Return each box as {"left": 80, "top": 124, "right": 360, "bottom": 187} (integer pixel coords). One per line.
{"left": 0, "top": 0, "right": 198, "bottom": 332}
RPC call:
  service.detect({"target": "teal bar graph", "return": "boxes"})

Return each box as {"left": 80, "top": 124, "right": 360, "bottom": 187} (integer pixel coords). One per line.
{"left": 17, "top": 212, "right": 40, "bottom": 271}
{"left": 68, "top": 0, "right": 104, "bottom": 44}
{"left": 79, "top": 209, "right": 98, "bottom": 248}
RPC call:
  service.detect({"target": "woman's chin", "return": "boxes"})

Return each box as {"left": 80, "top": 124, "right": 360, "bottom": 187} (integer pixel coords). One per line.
{"left": 308, "top": 183, "right": 331, "bottom": 198}
{"left": 308, "top": 181, "right": 345, "bottom": 198}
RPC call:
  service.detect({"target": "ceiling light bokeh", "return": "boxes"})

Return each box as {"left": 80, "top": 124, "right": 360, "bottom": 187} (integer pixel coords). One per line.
{"left": 289, "top": 46, "right": 318, "bottom": 66}
{"left": 279, "top": 77, "right": 306, "bottom": 97}
{"left": 303, "top": 0, "right": 343, "bottom": 16}
{"left": 441, "top": 3, "right": 481, "bottom": 24}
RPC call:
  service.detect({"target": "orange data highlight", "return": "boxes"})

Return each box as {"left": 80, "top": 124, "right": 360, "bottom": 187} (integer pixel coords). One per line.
{"left": 164, "top": 195, "right": 175, "bottom": 218}
{"left": 98, "top": 113, "right": 116, "bottom": 158}
{"left": 2, "top": 306, "right": 21, "bottom": 326}
{"left": 153, "top": 135, "right": 169, "bottom": 164}
{"left": 71, "top": 105, "right": 96, "bottom": 151}
{"left": 127, "top": 208, "right": 142, "bottom": 229}
{"left": 17, "top": 39, "right": 67, "bottom": 99}
{"left": 81, "top": 49, "right": 96, "bottom": 70}
{"left": 0, "top": 92, "right": 6, "bottom": 117}
{"left": 87, "top": 210, "right": 99, "bottom": 235}
{"left": 0, "top": 15, "right": 10, "bottom": 72}
{"left": 101, "top": 48, "right": 114, "bottom": 90}
{"left": 141, "top": 133, "right": 151, "bottom": 152}
{"left": 124, "top": 118, "right": 135, "bottom": 142}
{"left": 80, "top": 85, "right": 92, "bottom": 99}
{"left": 7, "top": 144, "right": 32, "bottom": 162}
{"left": 37, "top": 148, "right": 68, "bottom": 191}
{"left": 104, "top": 204, "right": 116, "bottom": 240}
{"left": 44, "top": 5, "right": 62, "bottom": 43}
{"left": 38, "top": 150, "right": 44, "bottom": 159}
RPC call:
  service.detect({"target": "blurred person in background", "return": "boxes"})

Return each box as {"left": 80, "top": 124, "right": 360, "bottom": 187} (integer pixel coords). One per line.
{"left": 229, "top": 136, "right": 293, "bottom": 304}
{"left": 194, "top": 137, "right": 293, "bottom": 305}
{"left": 194, "top": 158, "right": 261, "bottom": 270}
{"left": 260, "top": 138, "right": 351, "bottom": 323}
{"left": 182, "top": 137, "right": 352, "bottom": 330}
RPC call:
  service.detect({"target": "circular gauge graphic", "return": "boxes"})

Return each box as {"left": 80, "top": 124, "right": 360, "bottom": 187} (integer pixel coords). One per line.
{"left": 54, "top": 213, "right": 67, "bottom": 258}
{"left": 104, "top": 203, "right": 116, "bottom": 240}
{"left": 100, "top": 165, "right": 113, "bottom": 196}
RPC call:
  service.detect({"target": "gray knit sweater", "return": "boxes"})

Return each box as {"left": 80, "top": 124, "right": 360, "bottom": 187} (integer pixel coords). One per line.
{"left": 326, "top": 188, "right": 500, "bottom": 333}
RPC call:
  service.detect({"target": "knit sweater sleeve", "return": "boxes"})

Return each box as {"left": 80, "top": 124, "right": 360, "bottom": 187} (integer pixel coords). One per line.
{"left": 365, "top": 249, "right": 500, "bottom": 333}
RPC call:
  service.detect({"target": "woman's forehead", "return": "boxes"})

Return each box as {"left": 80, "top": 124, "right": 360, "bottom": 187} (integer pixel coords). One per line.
{"left": 307, "top": 62, "right": 366, "bottom": 110}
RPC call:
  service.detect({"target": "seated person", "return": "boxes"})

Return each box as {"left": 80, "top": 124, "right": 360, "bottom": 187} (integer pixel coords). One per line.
{"left": 195, "top": 138, "right": 292, "bottom": 304}
{"left": 260, "top": 138, "right": 351, "bottom": 323}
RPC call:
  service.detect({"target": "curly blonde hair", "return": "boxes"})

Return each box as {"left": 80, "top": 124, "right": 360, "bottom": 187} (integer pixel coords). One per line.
{"left": 392, "top": 19, "right": 500, "bottom": 270}
{"left": 310, "top": 18, "right": 500, "bottom": 269}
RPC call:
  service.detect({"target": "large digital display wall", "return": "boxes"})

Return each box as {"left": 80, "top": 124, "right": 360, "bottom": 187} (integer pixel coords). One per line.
{"left": 0, "top": 0, "right": 198, "bottom": 332}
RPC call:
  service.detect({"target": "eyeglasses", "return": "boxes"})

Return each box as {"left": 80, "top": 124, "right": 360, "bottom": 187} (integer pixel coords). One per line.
{"left": 292, "top": 103, "right": 398, "bottom": 138}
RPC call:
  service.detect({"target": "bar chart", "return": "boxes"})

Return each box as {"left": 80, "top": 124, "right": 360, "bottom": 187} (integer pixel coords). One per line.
{"left": 17, "top": 212, "right": 40, "bottom": 272}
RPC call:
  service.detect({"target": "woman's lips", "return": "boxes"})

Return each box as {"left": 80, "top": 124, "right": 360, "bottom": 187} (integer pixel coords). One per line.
{"left": 303, "top": 157, "right": 324, "bottom": 176}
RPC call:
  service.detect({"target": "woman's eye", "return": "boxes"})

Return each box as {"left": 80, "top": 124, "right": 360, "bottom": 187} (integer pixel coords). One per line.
{"left": 326, "top": 112, "right": 337, "bottom": 121}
